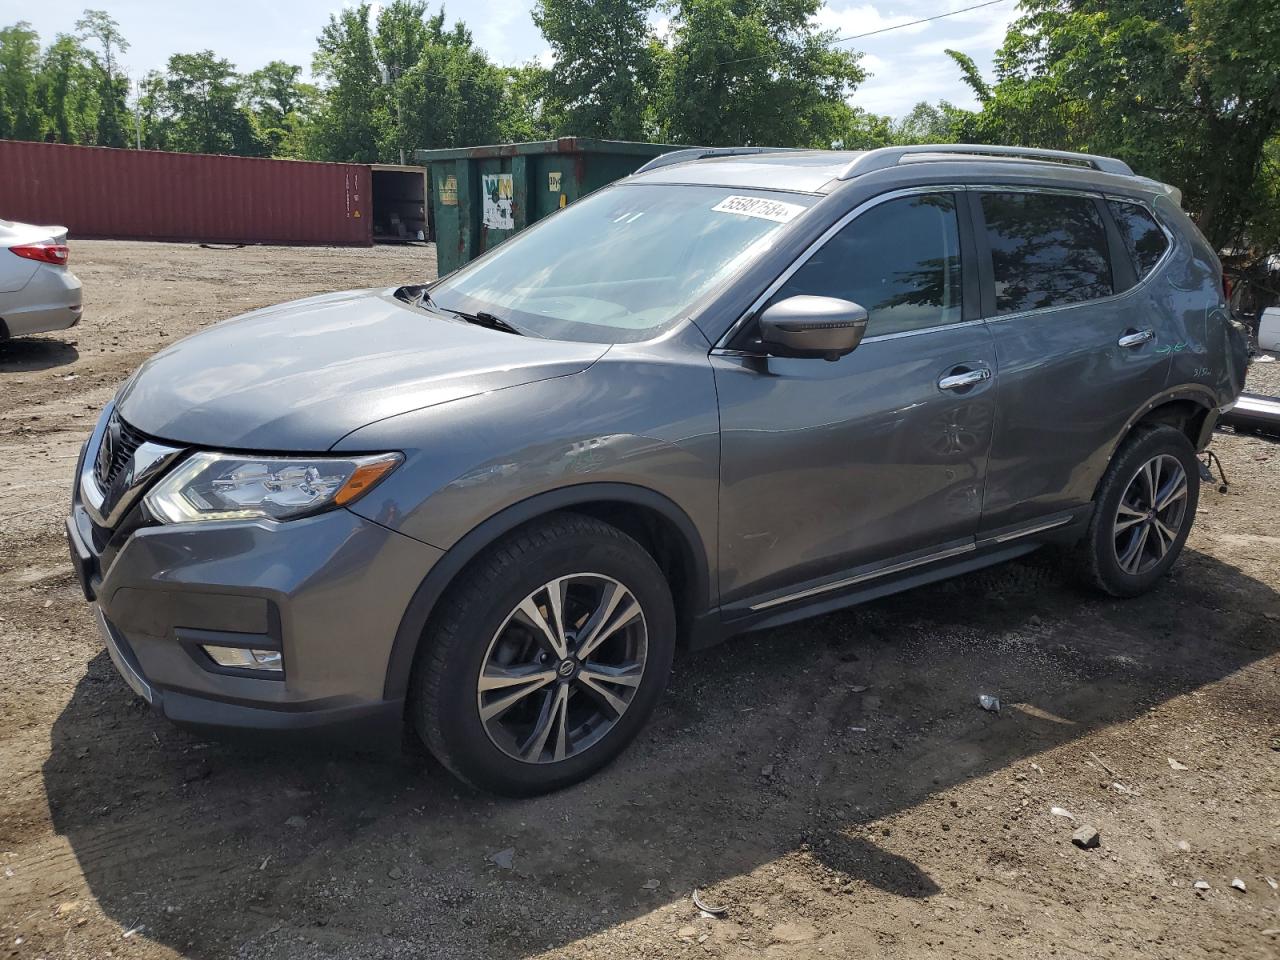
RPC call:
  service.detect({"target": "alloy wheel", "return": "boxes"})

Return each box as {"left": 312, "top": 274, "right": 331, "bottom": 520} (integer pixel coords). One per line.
{"left": 1112, "top": 453, "right": 1189, "bottom": 576}
{"left": 477, "top": 574, "right": 648, "bottom": 764}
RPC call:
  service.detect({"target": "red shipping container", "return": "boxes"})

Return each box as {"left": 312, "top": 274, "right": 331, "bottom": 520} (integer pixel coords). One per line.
{"left": 0, "top": 140, "right": 372, "bottom": 246}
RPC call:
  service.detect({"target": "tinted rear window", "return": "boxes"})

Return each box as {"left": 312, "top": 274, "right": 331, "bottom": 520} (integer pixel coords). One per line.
{"left": 1108, "top": 200, "right": 1169, "bottom": 279}
{"left": 980, "top": 192, "right": 1113, "bottom": 314}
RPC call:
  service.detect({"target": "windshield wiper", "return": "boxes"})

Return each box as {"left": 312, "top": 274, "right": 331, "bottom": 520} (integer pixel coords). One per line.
{"left": 447, "top": 308, "right": 525, "bottom": 336}
{"left": 396, "top": 285, "right": 526, "bottom": 336}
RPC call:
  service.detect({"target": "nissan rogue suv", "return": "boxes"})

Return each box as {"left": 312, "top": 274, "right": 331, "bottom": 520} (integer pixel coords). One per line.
{"left": 67, "top": 144, "right": 1248, "bottom": 795}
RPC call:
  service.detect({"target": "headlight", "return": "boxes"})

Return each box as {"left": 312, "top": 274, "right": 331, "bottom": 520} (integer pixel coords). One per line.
{"left": 143, "top": 452, "right": 402, "bottom": 524}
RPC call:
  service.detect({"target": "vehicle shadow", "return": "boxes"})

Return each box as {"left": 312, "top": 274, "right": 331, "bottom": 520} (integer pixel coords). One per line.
{"left": 38, "top": 548, "right": 1279, "bottom": 959}
{"left": 0, "top": 336, "right": 79, "bottom": 372}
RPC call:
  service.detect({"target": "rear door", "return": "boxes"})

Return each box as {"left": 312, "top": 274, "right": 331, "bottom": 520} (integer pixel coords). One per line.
{"left": 972, "top": 188, "right": 1171, "bottom": 534}
{"left": 713, "top": 190, "right": 998, "bottom": 609}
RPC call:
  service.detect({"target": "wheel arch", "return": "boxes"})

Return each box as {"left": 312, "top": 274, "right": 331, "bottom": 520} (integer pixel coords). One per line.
{"left": 382, "top": 482, "right": 715, "bottom": 702}
{"left": 1096, "top": 386, "right": 1217, "bottom": 493}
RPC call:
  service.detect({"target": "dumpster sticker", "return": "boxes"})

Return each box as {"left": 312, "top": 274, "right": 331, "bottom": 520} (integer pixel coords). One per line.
{"left": 711, "top": 195, "right": 805, "bottom": 223}
{"left": 482, "top": 173, "right": 515, "bottom": 229}
{"left": 439, "top": 175, "right": 458, "bottom": 206}
{"left": 548, "top": 171, "right": 562, "bottom": 192}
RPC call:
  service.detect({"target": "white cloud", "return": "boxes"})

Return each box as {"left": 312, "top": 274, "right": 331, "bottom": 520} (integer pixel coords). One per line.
{"left": 814, "top": 2, "right": 933, "bottom": 39}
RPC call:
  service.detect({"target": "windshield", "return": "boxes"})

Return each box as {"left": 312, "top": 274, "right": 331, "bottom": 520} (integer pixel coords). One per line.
{"left": 429, "top": 183, "right": 816, "bottom": 343}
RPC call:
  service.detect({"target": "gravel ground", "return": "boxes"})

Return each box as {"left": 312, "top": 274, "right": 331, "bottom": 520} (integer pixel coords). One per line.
{"left": 1, "top": 240, "right": 1278, "bottom": 960}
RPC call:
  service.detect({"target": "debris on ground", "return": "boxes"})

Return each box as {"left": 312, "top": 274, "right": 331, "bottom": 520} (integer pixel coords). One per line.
{"left": 1231, "top": 878, "right": 1247, "bottom": 892}
{"left": 1168, "top": 758, "right": 1189, "bottom": 771}
{"left": 978, "top": 695, "right": 1001, "bottom": 714}
{"left": 693, "top": 888, "right": 728, "bottom": 917}
{"left": 284, "top": 815, "right": 306, "bottom": 829}
{"left": 1089, "top": 752, "right": 1118, "bottom": 777}
{"left": 1050, "top": 806, "right": 1076, "bottom": 821}
{"left": 1194, "top": 881, "right": 1211, "bottom": 892}
{"left": 1177, "top": 840, "right": 1192, "bottom": 853}
{"left": 487, "top": 848, "right": 515, "bottom": 870}
{"left": 1267, "top": 877, "right": 1279, "bottom": 891}
{"left": 677, "top": 925, "right": 697, "bottom": 939}
{"left": 642, "top": 878, "right": 661, "bottom": 891}
{"left": 1071, "top": 825, "right": 1101, "bottom": 849}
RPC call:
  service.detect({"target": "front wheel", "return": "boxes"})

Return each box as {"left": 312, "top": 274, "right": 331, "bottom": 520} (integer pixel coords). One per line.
{"left": 1076, "top": 424, "right": 1200, "bottom": 597}
{"left": 412, "top": 514, "right": 676, "bottom": 796}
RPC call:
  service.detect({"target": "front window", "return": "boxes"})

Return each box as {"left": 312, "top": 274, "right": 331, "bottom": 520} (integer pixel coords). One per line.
{"left": 771, "top": 192, "right": 963, "bottom": 337}
{"left": 429, "top": 184, "right": 816, "bottom": 343}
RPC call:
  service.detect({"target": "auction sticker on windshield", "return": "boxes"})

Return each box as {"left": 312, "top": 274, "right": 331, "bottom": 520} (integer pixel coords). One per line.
{"left": 711, "top": 195, "right": 806, "bottom": 223}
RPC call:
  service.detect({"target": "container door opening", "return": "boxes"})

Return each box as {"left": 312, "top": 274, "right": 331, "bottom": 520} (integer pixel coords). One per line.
{"left": 371, "top": 167, "right": 429, "bottom": 243}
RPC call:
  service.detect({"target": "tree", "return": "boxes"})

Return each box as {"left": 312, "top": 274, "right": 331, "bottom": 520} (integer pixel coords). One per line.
{"left": 533, "top": 0, "right": 657, "bottom": 139}
{"left": 498, "top": 63, "right": 554, "bottom": 142}
{"left": 654, "top": 0, "right": 867, "bottom": 148}
{"left": 0, "top": 22, "right": 44, "bottom": 141}
{"left": 890, "top": 100, "right": 967, "bottom": 145}
{"left": 37, "top": 34, "right": 99, "bottom": 144}
{"left": 76, "top": 9, "right": 130, "bottom": 147}
{"left": 158, "top": 51, "right": 263, "bottom": 155}
{"left": 245, "top": 61, "right": 317, "bottom": 157}
{"left": 953, "top": 0, "right": 1280, "bottom": 252}
{"left": 310, "top": 4, "right": 382, "bottom": 162}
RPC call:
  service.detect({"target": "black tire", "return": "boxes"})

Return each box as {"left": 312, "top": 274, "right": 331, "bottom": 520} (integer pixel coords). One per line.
{"left": 412, "top": 513, "right": 676, "bottom": 796}
{"left": 1076, "top": 424, "right": 1200, "bottom": 597}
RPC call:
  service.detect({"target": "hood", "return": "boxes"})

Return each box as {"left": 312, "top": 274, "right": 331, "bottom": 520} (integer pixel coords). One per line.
{"left": 117, "top": 289, "right": 608, "bottom": 450}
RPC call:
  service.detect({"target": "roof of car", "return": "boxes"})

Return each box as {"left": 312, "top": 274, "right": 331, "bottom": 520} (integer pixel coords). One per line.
{"left": 628, "top": 150, "right": 866, "bottom": 193}
{"left": 627, "top": 144, "right": 1181, "bottom": 204}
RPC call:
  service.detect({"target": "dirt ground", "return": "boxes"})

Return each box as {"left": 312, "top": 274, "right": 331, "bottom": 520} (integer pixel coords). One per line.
{"left": 1, "top": 240, "right": 1278, "bottom": 960}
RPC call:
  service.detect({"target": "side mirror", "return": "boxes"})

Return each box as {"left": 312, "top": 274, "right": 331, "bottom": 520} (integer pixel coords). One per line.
{"left": 757, "top": 295, "right": 869, "bottom": 361}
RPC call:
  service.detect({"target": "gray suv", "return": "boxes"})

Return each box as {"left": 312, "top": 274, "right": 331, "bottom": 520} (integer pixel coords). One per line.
{"left": 67, "top": 144, "right": 1248, "bottom": 795}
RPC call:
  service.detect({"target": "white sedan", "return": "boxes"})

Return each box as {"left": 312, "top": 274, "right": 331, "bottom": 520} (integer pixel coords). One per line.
{"left": 0, "top": 220, "right": 82, "bottom": 339}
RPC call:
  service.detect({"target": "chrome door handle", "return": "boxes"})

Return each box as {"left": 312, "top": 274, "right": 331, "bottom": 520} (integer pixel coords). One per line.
{"left": 1118, "top": 329, "right": 1155, "bottom": 348}
{"left": 938, "top": 367, "right": 991, "bottom": 391}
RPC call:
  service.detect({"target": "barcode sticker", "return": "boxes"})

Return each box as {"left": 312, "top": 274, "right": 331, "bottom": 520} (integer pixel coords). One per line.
{"left": 711, "top": 195, "right": 806, "bottom": 223}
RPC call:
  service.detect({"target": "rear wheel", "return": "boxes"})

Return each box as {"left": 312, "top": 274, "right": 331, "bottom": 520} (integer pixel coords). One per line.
{"left": 413, "top": 513, "right": 675, "bottom": 796}
{"left": 1077, "top": 424, "right": 1200, "bottom": 597}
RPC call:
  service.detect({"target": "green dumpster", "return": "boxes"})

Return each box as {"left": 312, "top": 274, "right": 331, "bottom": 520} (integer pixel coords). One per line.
{"left": 416, "top": 137, "right": 683, "bottom": 275}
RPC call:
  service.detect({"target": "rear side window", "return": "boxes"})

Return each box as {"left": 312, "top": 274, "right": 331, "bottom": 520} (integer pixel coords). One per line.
{"left": 774, "top": 193, "right": 963, "bottom": 336}
{"left": 1108, "top": 200, "right": 1170, "bottom": 279}
{"left": 980, "top": 192, "right": 1113, "bottom": 314}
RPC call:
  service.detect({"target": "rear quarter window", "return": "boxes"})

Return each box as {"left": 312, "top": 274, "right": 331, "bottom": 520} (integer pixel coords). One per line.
{"left": 1107, "top": 200, "right": 1170, "bottom": 279}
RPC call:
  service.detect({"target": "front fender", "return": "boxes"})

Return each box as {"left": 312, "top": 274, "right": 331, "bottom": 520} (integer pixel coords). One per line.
{"left": 335, "top": 355, "right": 720, "bottom": 557}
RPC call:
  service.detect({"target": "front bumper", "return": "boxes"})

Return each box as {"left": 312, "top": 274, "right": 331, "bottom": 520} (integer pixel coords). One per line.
{"left": 67, "top": 441, "right": 443, "bottom": 745}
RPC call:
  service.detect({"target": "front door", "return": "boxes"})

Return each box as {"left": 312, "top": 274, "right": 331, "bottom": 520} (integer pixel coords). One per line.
{"left": 713, "top": 191, "right": 997, "bottom": 610}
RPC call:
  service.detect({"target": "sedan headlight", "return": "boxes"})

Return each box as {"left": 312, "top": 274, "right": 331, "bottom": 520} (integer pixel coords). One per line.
{"left": 144, "top": 452, "right": 402, "bottom": 524}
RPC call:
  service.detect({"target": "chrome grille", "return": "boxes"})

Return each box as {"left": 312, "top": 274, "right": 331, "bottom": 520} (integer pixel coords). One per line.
{"left": 93, "top": 413, "right": 147, "bottom": 490}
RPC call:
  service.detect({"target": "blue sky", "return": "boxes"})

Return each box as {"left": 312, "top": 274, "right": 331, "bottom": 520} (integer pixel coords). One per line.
{"left": 17, "top": 0, "right": 1019, "bottom": 118}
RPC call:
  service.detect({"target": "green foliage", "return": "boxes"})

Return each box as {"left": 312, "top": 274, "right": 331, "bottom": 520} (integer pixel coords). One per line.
{"left": 954, "top": 0, "right": 1280, "bottom": 253}
{"left": 0, "top": 22, "right": 44, "bottom": 141}
{"left": 654, "top": 0, "right": 866, "bottom": 147}
{"left": 498, "top": 64, "right": 555, "bottom": 142}
{"left": 38, "top": 34, "right": 99, "bottom": 144}
{"left": 533, "top": 0, "right": 658, "bottom": 139}
{"left": 76, "top": 9, "right": 130, "bottom": 147}
{"left": 310, "top": 4, "right": 382, "bottom": 162}
{"left": 153, "top": 51, "right": 264, "bottom": 156}
{"left": 245, "top": 61, "right": 318, "bottom": 158}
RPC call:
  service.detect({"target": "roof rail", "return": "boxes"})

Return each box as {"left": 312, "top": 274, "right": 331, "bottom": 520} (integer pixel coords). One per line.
{"left": 632, "top": 146, "right": 797, "bottom": 175}
{"left": 837, "top": 144, "right": 1134, "bottom": 180}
